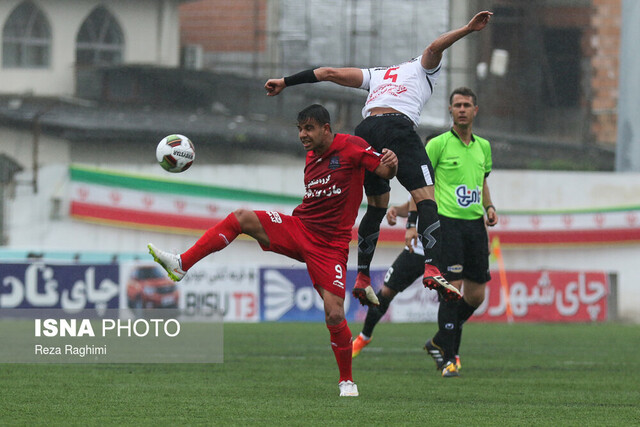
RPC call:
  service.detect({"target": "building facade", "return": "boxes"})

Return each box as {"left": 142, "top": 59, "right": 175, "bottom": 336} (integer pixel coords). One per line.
{"left": 0, "top": 0, "right": 186, "bottom": 96}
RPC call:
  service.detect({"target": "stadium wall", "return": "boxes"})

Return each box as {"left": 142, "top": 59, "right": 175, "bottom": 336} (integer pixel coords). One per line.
{"left": 2, "top": 164, "right": 640, "bottom": 322}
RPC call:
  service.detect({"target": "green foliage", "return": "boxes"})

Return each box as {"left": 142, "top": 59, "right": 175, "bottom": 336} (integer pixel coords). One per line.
{"left": 1, "top": 322, "right": 639, "bottom": 425}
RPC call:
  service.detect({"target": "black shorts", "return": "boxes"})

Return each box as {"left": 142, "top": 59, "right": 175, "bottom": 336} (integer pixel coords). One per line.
{"left": 355, "top": 114, "right": 434, "bottom": 197}
{"left": 383, "top": 249, "right": 425, "bottom": 293}
{"left": 439, "top": 215, "right": 491, "bottom": 284}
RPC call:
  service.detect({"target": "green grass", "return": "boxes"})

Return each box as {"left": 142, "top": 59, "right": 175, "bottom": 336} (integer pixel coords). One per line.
{"left": 1, "top": 322, "right": 639, "bottom": 426}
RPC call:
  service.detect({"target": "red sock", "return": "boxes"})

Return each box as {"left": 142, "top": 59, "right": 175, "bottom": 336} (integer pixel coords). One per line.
{"left": 327, "top": 319, "right": 353, "bottom": 382}
{"left": 180, "top": 213, "right": 242, "bottom": 271}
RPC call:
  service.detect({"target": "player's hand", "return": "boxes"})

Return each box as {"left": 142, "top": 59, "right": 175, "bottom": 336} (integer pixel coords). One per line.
{"left": 467, "top": 11, "right": 493, "bottom": 32}
{"left": 486, "top": 208, "right": 498, "bottom": 227}
{"left": 265, "top": 78, "right": 286, "bottom": 96}
{"left": 405, "top": 227, "right": 418, "bottom": 253}
{"left": 386, "top": 206, "right": 398, "bottom": 226}
{"left": 380, "top": 148, "right": 398, "bottom": 169}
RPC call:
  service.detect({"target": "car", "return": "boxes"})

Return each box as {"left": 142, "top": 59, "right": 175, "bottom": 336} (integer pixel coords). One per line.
{"left": 127, "top": 264, "right": 179, "bottom": 310}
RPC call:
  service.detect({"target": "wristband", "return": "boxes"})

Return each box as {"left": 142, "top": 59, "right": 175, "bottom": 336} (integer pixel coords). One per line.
{"left": 485, "top": 205, "right": 495, "bottom": 212}
{"left": 284, "top": 69, "right": 319, "bottom": 87}
{"left": 406, "top": 211, "right": 418, "bottom": 229}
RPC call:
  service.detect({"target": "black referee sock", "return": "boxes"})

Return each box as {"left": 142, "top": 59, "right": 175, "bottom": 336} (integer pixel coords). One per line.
{"left": 357, "top": 206, "right": 387, "bottom": 276}
{"left": 454, "top": 298, "right": 478, "bottom": 355}
{"left": 361, "top": 291, "right": 391, "bottom": 338}
{"left": 433, "top": 299, "right": 458, "bottom": 362}
{"left": 416, "top": 199, "right": 441, "bottom": 267}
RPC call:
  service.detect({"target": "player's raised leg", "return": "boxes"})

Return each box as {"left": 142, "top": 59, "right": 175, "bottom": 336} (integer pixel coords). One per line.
{"left": 148, "top": 243, "right": 186, "bottom": 282}
{"left": 149, "top": 209, "right": 261, "bottom": 281}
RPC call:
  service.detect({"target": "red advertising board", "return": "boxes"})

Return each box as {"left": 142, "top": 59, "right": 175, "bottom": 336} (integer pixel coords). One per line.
{"left": 473, "top": 271, "right": 611, "bottom": 322}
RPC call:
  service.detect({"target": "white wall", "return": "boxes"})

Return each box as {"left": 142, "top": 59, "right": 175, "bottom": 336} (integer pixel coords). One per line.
{"left": 0, "top": 0, "right": 181, "bottom": 96}
{"left": 0, "top": 126, "right": 70, "bottom": 169}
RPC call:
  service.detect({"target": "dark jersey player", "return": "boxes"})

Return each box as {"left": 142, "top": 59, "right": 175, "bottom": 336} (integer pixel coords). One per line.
{"left": 265, "top": 11, "right": 493, "bottom": 308}
{"left": 148, "top": 104, "right": 398, "bottom": 397}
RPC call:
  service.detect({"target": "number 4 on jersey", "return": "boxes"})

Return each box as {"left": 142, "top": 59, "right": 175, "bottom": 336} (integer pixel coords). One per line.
{"left": 384, "top": 67, "right": 399, "bottom": 82}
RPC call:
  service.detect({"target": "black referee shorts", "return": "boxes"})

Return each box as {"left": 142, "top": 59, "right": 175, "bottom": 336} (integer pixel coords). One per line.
{"left": 439, "top": 215, "right": 491, "bottom": 284}
{"left": 355, "top": 114, "right": 434, "bottom": 197}
{"left": 383, "top": 249, "right": 425, "bottom": 293}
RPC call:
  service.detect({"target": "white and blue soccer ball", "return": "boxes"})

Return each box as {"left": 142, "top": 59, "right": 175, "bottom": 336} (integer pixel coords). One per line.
{"left": 156, "top": 134, "right": 195, "bottom": 173}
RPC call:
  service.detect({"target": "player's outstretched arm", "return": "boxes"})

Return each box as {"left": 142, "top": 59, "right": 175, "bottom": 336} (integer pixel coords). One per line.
{"left": 374, "top": 148, "right": 398, "bottom": 179}
{"left": 313, "top": 67, "right": 364, "bottom": 88}
{"left": 265, "top": 67, "right": 363, "bottom": 96}
{"left": 421, "top": 10, "right": 493, "bottom": 70}
{"left": 264, "top": 77, "right": 286, "bottom": 96}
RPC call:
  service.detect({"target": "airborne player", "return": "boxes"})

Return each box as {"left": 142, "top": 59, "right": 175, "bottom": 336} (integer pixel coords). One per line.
{"left": 265, "top": 11, "right": 493, "bottom": 308}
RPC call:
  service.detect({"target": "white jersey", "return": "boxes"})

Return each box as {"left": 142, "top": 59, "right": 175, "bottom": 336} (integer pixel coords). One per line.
{"left": 360, "top": 55, "right": 441, "bottom": 126}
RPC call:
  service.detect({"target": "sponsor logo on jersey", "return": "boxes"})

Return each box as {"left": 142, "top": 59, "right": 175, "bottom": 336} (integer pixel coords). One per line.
{"left": 368, "top": 83, "right": 409, "bottom": 103}
{"left": 328, "top": 156, "right": 341, "bottom": 170}
{"left": 307, "top": 174, "right": 331, "bottom": 188}
{"left": 267, "top": 211, "right": 282, "bottom": 224}
{"left": 304, "top": 185, "right": 342, "bottom": 199}
{"left": 304, "top": 174, "right": 343, "bottom": 199}
{"left": 456, "top": 185, "right": 481, "bottom": 208}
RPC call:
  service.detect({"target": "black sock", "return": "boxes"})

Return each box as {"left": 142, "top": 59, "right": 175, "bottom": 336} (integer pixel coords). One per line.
{"left": 361, "top": 291, "right": 391, "bottom": 338}
{"left": 357, "top": 206, "right": 387, "bottom": 276}
{"left": 416, "top": 199, "right": 441, "bottom": 268}
{"left": 454, "top": 298, "right": 477, "bottom": 355}
{"left": 433, "top": 299, "right": 458, "bottom": 362}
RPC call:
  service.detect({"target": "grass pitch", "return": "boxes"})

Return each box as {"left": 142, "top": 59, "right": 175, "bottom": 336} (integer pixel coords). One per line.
{"left": 1, "top": 322, "right": 639, "bottom": 426}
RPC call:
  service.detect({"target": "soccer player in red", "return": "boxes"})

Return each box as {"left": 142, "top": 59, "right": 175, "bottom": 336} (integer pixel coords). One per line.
{"left": 148, "top": 104, "right": 398, "bottom": 397}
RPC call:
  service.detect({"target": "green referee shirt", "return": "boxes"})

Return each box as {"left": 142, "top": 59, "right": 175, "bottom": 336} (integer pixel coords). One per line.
{"left": 426, "top": 129, "right": 492, "bottom": 220}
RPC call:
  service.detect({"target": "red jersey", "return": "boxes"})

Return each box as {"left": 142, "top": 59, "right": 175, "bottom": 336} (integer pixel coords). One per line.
{"left": 292, "top": 133, "right": 382, "bottom": 247}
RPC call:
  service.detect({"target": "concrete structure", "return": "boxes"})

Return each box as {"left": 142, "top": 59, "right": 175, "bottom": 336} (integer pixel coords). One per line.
{"left": 0, "top": 0, "right": 186, "bottom": 97}
{"left": 615, "top": 0, "right": 640, "bottom": 172}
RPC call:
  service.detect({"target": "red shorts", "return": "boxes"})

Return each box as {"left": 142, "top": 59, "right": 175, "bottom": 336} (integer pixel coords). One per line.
{"left": 255, "top": 211, "right": 348, "bottom": 299}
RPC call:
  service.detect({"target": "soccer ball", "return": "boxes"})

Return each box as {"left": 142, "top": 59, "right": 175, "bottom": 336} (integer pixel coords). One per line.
{"left": 156, "top": 134, "right": 195, "bottom": 173}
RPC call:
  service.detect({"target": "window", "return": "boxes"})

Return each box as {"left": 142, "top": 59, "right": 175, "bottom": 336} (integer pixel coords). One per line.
{"left": 2, "top": 1, "right": 51, "bottom": 68}
{"left": 76, "top": 6, "right": 124, "bottom": 66}
{"left": 542, "top": 28, "right": 582, "bottom": 107}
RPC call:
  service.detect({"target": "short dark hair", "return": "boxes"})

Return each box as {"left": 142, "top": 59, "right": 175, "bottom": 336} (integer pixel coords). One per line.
{"left": 425, "top": 132, "right": 441, "bottom": 143}
{"left": 449, "top": 87, "right": 477, "bottom": 105}
{"left": 297, "top": 104, "right": 331, "bottom": 126}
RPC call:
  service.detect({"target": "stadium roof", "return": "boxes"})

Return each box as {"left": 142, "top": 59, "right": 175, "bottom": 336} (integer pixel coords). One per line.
{"left": 0, "top": 94, "right": 302, "bottom": 155}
